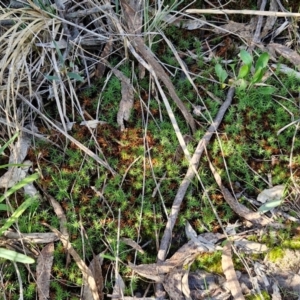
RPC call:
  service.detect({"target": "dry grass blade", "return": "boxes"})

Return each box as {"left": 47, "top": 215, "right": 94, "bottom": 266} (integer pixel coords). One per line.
{"left": 41, "top": 191, "right": 100, "bottom": 300}
{"left": 44, "top": 223, "right": 100, "bottom": 300}
{"left": 119, "top": 0, "right": 196, "bottom": 134}
{"left": 18, "top": 94, "right": 117, "bottom": 175}
{"left": 222, "top": 242, "right": 245, "bottom": 300}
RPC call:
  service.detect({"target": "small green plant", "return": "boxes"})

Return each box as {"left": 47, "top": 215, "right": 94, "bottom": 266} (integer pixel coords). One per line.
{"left": 215, "top": 50, "right": 271, "bottom": 91}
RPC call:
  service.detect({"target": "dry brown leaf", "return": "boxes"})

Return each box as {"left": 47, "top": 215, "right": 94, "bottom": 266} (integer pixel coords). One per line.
{"left": 121, "top": 237, "right": 144, "bottom": 254}
{"left": 268, "top": 43, "right": 300, "bottom": 70}
{"left": 128, "top": 261, "right": 164, "bottom": 282}
{"left": 181, "top": 266, "right": 191, "bottom": 300}
{"left": 82, "top": 254, "right": 104, "bottom": 300}
{"left": 213, "top": 21, "right": 254, "bottom": 40}
{"left": 222, "top": 242, "right": 245, "bottom": 300}
{"left": 0, "top": 132, "right": 33, "bottom": 188}
{"left": 257, "top": 185, "right": 285, "bottom": 204}
{"left": 234, "top": 239, "right": 268, "bottom": 254}
{"left": 129, "top": 239, "right": 211, "bottom": 283}
{"left": 112, "top": 272, "right": 125, "bottom": 299}
{"left": 163, "top": 267, "right": 185, "bottom": 300}
{"left": 113, "top": 69, "right": 134, "bottom": 131}
{"left": 36, "top": 242, "right": 54, "bottom": 300}
{"left": 95, "top": 37, "right": 113, "bottom": 78}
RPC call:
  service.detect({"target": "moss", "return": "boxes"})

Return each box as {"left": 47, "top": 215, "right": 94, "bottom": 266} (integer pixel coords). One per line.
{"left": 267, "top": 247, "right": 285, "bottom": 262}
{"left": 191, "top": 251, "right": 223, "bottom": 274}
{"left": 245, "top": 290, "right": 271, "bottom": 300}
{"left": 282, "top": 239, "right": 300, "bottom": 250}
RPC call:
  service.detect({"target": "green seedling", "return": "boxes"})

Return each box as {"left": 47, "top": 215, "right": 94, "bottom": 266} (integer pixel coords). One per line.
{"left": 215, "top": 63, "right": 228, "bottom": 88}
{"left": 215, "top": 50, "right": 271, "bottom": 91}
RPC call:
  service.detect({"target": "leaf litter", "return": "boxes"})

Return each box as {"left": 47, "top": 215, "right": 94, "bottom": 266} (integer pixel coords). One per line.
{"left": 1, "top": 0, "right": 300, "bottom": 299}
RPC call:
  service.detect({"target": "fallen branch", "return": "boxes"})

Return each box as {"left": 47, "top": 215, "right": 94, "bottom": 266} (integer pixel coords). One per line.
{"left": 157, "top": 87, "right": 235, "bottom": 264}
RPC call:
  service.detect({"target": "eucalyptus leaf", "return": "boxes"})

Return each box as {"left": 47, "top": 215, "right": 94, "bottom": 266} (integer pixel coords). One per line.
{"left": 99, "top": 253, "right": 116, "bottom": 261}
{"left": 53, "top": 40, "right": 64, "bottom": 65}
{"left": 45, "top": 75, "right": 60, "bottom": 81}
{"left": 0, "top": 163, "right": 30, "bottom": 169}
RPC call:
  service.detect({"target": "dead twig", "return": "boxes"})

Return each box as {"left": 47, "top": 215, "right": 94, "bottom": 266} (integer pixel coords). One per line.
{"left": 157, "top": 87, "right": 235, "bottom": 264}
{"left": 252, "top": 0, "right": 267, "bottom": 44}
{"left": 186, "top": 9, "right": 300, "bottom": 17}
{"left": 154, "top": 87, "right": 235, "bottom": 297}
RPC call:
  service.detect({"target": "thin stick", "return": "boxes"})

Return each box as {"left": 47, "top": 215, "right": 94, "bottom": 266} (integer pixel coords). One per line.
{"left": 186, "top": 9, "right": 300, "bottom": 17}
{"left": 253, "top": 0, "right": 267, "bottom": 44}
{"left": 157, "top": 87, "right": 235, "bottom": 264}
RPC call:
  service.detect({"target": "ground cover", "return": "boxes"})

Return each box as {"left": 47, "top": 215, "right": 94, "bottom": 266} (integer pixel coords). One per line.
{"left": 1, "top": 0, "right": 300, "bottom": 299}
